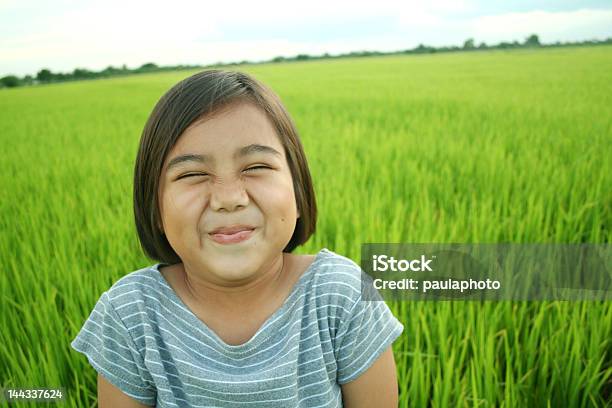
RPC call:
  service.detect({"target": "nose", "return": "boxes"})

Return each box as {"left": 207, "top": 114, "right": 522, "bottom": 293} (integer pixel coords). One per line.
{"left": 209, "top": 179, "right": 249, "bottom": 212}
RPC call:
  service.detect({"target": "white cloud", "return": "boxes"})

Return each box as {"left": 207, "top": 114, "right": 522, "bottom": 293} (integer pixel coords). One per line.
{"left": 470, "top": 9, "right": 612, "bottom": 43}
{"left": 2, "top": 0, "right": 468, "bottom": 74}
{"left": 388, "top": 7, "right": 612, "bottom": 48}
{"left": 1, "top": 1, "right": 611, "bottom": 76}
{"left": 395, "top": 0, "right": 473, "bottom": 26}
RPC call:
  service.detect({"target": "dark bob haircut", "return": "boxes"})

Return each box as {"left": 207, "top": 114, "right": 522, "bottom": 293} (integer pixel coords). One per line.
{"left": 133, "top": 70, "right": 317, "bottom": 264}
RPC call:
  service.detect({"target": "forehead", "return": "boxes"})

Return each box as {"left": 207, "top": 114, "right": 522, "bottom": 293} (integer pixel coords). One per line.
{"left": 167, "top": 101, "right": 284, "bottom": 160}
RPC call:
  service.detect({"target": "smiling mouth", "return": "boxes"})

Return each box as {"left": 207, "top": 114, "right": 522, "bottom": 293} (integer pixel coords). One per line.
{"left": 208, "top": 228, "right": 256, "bottom": 245}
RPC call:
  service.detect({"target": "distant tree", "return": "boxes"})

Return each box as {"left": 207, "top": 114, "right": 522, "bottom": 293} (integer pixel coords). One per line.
{"left": 478, "top": 42, "right": 487, "bottom": 49}
{"left": 23, "top": 75, "right": 34, "bottom": 85}
{"left": 498, "top": 41, "right": 514, "bottom": 49}
{"left": 295, "top": 54, "right": 310, "bottom": 60}
{"left": 54, "top": 72, "right": 67, "bottom": 81}
{"left": 73, "top": 68, "right": 94, "bottom": 79}
{"left": 102, "top": 65, "right": 120, "bottom": 76}
{"left": 139, "top": 62, "right": 158, "bottom": 70}
{"left": 525, "top": 34, "right": 541, "bottom": 47}
{"left": 0, "top": 75, "right": 20, "bottom": 88}
{"left": 463, "top": 38, "right": 475, "bottom": 49}
{"left": 414, "top": 44, "right": 435, "bottom": 53}
{"left": 37, "top": 68, "right": 53, "bottom": 82}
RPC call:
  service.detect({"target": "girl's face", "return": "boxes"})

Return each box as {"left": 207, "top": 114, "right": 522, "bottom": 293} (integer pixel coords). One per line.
{"left": 158, "top": 101, "right": 299, "bottom": 283}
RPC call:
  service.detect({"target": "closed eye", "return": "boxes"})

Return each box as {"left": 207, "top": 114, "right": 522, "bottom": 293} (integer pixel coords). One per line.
{"left": 176, "top": 166, "right": 269, "bottom": 180}
{"left": 243, "top": 165, "right": 271, "bottom": 173}
{"left": 177, "top": 173, "right": 209, "bottom": 180}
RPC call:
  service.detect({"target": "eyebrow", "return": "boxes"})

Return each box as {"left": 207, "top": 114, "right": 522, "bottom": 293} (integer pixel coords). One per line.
{"left": 165, "top": 144, "right": 283, "bottom": 173}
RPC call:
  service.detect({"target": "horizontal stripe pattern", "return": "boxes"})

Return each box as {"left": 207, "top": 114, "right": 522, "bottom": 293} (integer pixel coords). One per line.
{"left": 71, "top": 248, "right": 404, "bottom": 407}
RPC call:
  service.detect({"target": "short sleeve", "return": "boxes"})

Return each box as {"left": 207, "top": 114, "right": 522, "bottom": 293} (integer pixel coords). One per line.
{"left": 71, "top": 292, "right": 156, "bottom": 406}
{"left": 334, "top": 279, "right": 404, "bottom": 385}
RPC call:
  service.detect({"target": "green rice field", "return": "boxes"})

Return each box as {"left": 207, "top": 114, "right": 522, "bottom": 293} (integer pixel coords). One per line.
{"left": 1, "top": 45, "right": 611, "bottom": 407}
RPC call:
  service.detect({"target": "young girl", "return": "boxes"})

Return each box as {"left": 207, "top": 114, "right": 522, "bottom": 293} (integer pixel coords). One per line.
{"left": 71, "top": 70, "right": 404, "bottom": 407}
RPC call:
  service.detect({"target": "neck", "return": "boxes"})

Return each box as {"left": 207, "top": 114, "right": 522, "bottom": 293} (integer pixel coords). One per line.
{"left": 181, "top": 254, "right": 287, "bottom": 312}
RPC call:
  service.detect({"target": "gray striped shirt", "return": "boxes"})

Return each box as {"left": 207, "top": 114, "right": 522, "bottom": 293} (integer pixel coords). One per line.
{"left": 71, "top": 248, "right": 404, "bottom": 407}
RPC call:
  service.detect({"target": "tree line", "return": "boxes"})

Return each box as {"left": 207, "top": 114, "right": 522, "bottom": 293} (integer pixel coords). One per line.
{"left": 0, "top": 62, "right": 200, "bottom": 88}
{"left": 2, "top": 34, "right": 611, "bottom": 89}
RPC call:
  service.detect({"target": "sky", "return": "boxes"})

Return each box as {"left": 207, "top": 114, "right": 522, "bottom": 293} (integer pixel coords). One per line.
{"left": 1, "top": 0, "right": 612, "bottom": 77}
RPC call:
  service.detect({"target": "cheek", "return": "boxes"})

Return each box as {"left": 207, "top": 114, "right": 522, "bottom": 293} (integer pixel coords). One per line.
{"left": 262, "top": 177, "right": 298, "bottom": 217}
{"left": 161, "top": 187, "right": 207, "bottom": 225}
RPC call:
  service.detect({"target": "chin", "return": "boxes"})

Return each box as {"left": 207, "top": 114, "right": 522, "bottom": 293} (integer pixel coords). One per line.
{"left": 208, "top": 255, "right": 258, "bottom": 274}
{"left": 213, "top": 266, "right": 258, "bottom": 282}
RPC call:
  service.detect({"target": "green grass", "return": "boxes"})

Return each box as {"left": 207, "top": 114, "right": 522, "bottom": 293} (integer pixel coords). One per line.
{"left": 1, "top": 46, "right": 611, "bottom": 407}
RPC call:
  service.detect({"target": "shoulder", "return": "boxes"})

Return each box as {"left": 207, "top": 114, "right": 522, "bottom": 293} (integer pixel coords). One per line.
{"left": 102, "top": 264, "right": 168, "bottom": 322}
{"left": 106, "top": 264, "right": 163, "bottom": 300}
{"left": 307, "top": 248, "right": 365, "bottom": 313}
{"left": 310, "top": 248, "right": 363, "bottom": 283}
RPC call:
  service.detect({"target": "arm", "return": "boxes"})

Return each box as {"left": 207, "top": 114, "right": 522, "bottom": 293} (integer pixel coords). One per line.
{"left": 98, "top": 374, "right": 154, "bottom": 408}
{"left": 340, "top": 346, "right": 399, "bottom": 408}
